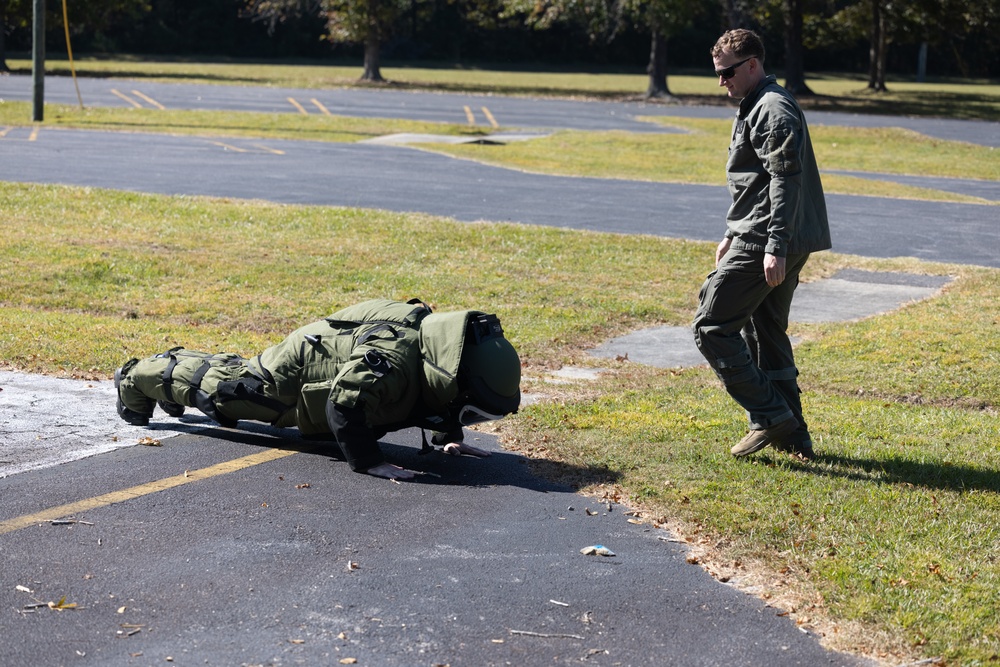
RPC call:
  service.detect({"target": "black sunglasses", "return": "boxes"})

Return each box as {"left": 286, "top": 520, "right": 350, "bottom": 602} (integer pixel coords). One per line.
{"left": 715, "top": 57, "right": 753, "bottom": 80}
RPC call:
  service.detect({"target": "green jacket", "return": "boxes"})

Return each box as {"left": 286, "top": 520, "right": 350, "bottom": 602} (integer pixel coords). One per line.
{"left": 252, "top": 299, "right": 479, "bottom": 471}
{"left": 725, "top": 75, "right": 832, "bottom": 257}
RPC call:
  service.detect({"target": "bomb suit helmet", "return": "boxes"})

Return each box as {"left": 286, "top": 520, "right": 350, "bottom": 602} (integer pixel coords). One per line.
{"left": 455, "top": 314, "right": 521, "bottom": 425}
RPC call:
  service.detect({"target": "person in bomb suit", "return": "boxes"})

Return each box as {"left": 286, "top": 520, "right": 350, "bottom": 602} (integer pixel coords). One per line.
{"left": 114, "top": 298, "right": 521, "bottom": 480}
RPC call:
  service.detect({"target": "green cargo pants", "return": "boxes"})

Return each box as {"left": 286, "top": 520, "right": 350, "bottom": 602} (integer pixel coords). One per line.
{"left": 692, "top": 247, "right": 811, "bottom": 441}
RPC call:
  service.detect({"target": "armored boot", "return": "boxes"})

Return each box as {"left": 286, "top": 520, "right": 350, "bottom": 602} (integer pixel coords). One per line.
{"left": 114, "top": 359, "right": 154, "bottom": 426}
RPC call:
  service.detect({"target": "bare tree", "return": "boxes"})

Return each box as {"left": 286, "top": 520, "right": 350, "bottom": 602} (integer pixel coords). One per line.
{"left": 720, "top": 0, "right": 748, "bottom": 28}
{"left": 0, "top": 0, "right": 9, "bottom": 73}
{"left": 244, "top": 0, "right": 406, "bottom": 82}
{"left": 628, "top": 0, "right": 699, "bottom": 98}
{"left": 646, "top": 29, "right": 668, "bottom": 97}
{"left": 782, "top": 0, "right": 813, "bottom": 95}
{"left": 867, "top": 0, "right": 888, "bottom": 91}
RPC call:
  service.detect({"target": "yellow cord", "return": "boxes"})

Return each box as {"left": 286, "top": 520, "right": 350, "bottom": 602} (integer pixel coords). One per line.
{"left": 61, "top": 0, "right": 84, "bottom": 108}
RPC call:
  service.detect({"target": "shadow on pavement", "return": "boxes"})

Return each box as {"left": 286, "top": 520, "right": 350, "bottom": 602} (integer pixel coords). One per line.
{"left": 142, "top": 415, "right": 619, "bottom": 494}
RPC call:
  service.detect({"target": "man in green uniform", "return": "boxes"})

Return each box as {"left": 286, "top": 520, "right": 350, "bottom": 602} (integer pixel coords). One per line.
{"left": 692, "top": 29, "right": 832, "bottom": 461}
{"left": 115, "top": 299, "right": 521, "bottom": 480}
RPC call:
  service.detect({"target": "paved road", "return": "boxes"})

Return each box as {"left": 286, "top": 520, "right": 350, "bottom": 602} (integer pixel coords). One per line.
{"left": 2, "top": 75, "right": 995, "bottom": 666}
{"left": 1, "top": 419, "right": 873, "bottom": 667}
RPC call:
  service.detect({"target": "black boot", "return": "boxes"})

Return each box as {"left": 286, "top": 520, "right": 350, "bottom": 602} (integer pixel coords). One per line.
{"left": 114, "top": 359, "right": 154, "bottom": 426}
{"left": 157, "top": 400, "right": 185, "bottom": 418}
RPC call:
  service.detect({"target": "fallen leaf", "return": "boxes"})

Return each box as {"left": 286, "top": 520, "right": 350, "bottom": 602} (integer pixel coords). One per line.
{"left": 337, "top": 632, "right": 347, "bottom": 640}
{"left": 137, "top": 436, "right": 161, "bottom": 447}
{"left": 339, "top": 659, "right": 357, "bottom": 665}
{"left": 296, "top": 483, "right": 311, "bottom": 489}
{"left": 346, "top": 560, "right": 359, "bottom": 572}
{"left": 289, "top": 639, "right": 305, "bottom": 644}
{"left": 48, "top": 596, "right": 79, "bottom": 610}
{"left": 117, "top": 606, "right": 127, "bottom": 614}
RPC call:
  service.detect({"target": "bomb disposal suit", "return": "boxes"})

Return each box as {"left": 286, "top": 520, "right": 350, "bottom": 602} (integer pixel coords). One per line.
{"left": 116, "top": 299, "right": 522, "bottom": 472}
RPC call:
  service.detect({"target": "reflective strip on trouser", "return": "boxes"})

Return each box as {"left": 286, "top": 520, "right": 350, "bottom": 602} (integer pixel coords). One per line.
{"left": 692, "top": 248, "right": 809, "bottom": 430}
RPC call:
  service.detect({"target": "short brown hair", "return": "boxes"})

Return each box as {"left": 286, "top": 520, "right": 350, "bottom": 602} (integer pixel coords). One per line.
{"left": 711, "top": 29, "right": 765, "bottom": 63}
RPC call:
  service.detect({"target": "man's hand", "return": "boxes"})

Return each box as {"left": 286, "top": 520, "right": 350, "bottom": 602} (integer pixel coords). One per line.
{"left": 442, "top": 441, "right": 492, "bottom": 458}
{"left": 365, "top": 462, "right": 417, "bottom": 480}
{"left": 715, "top": 237, "right": 733, "bottom": 266}
{"left": 763, "top": 253, "right": 786, "bottom": 287}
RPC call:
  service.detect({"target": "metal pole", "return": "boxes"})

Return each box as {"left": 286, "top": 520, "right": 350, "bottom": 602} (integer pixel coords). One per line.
{"left": 32, "top": 0, "right": 45, "bottom": 122}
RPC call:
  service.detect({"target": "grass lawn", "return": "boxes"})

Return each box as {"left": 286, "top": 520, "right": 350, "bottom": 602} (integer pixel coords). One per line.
{"left": 2, "top": 57, "right": 999, "bottom": 664}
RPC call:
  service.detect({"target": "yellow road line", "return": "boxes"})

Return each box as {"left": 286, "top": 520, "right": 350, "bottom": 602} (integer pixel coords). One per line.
{"left": 311, "top": 98, "right": 332, "bottom": 116}
{"left": 481, "top": 106, "right": 499, "bottom": 129}
{"left": 110, "top": 88, "right": 143, "bottom": 109}
{"left": 131, "top": 89, "right": 166, "bottom": 110}
{"left": 209, "top": 140, "right": 248, "bottom": 153}
{"left": 0, "top": 127, "right": 11, "bottom": 138}
{"left": 463, "top": 105, "right": 476, "bottom": 125}
{"left": 287, "top": 97, "right": 309, "bottom": 115}
{"left": 252, "top": 143, "right": 286, "bottom": 155}
{"left": 0, "top": 449, "right": 296, "bottom": 537}
{"left": 28, "top": 125, "right": 40, "bottom": 142}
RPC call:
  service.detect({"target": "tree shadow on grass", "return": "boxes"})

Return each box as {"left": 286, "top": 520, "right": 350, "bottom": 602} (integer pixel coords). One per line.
{"left": 782, "top": 451, "right": 1000, "bottom": 494}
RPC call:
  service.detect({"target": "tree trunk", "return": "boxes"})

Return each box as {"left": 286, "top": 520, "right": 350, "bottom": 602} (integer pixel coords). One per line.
{"left": 722, "top": 0, "right": 749, "bottom": 29}
{"left": 645, "top": 31, "right": 671, "bottom": 99}
{"left": 916, "top": 41, "right": 927, "bottom": 82}
{"left": 0, "top": 0, "right": 9, "bottom": 73}
{"left": 359, "top": 0, "right": 384, "bottom": 82}
{"left": 867, "top": 0, "right": 888, "bottom": 92}
{"left": 782, "top": 0, "right": 813, "bottom": 96}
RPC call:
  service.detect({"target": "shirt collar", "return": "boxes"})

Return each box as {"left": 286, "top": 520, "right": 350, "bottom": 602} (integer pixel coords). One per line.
{"left": 737, "top": 74, "right": 778, "bottom": 118}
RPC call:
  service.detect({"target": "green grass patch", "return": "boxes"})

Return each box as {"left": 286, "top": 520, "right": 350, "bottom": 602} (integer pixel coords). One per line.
{"left": 422, "top": 118, "right": 999, "bottom": 204}
{"left": 2, "top": 180, "right": 998, "bottom": 664}
{"left": 0, "top": 100, "right": 480, "bottom": 142}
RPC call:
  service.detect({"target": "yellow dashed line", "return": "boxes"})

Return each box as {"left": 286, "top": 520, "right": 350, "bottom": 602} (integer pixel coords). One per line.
{"left": 0, "top": 127, "right": 11, "bottom": 138}
{"left": 311, "top": 98, "right": 332, "bottom": 116}
{"left": 287, "top": 97, "right": 309, "bottom": 115}
{"left": 28, "top": 125, "right": 40, "bottom": 142}
{"left": 209, "top": 140, "right": 249, "bottom": 153}
{"left": 463, "top": 105, "right": 476, "bottom": 125}
{"left": 110, "top": 88, "right": 143, "bottom": 109}
{"left": 481, "top": 106, "right": 499, "bottom": 129}
{"left": 252, "top": 143, "right": 286, "bottom": 155}
{"left": 0, "top": 449, "right": 297, "bottom": 537}
{"left": 131, "top": 89, "right": 166, "bottom": 110}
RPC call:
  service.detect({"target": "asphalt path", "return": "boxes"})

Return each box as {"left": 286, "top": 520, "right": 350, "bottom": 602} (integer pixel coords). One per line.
{"left": 2, "top": 422, "right": 873, "bottom": 667}
{"left": 1, "top": 75, "right": 996, "bottom": 666}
